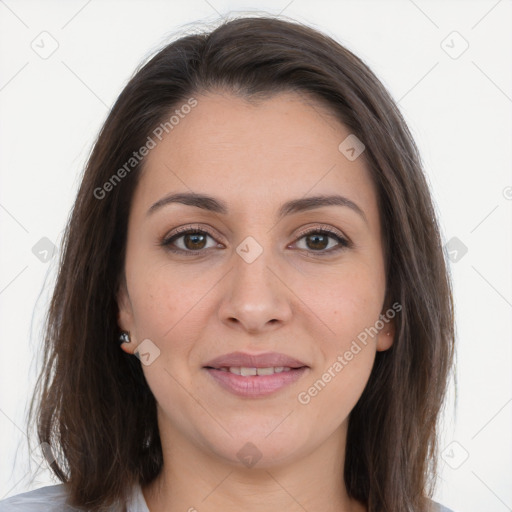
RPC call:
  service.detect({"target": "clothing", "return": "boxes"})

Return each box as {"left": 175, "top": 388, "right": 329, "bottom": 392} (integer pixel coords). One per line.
{"left": 0, "top": 483, "right": 148, "bottom": 512}
{"left": 0, "top": 482, "right": 456, "bottom": 511}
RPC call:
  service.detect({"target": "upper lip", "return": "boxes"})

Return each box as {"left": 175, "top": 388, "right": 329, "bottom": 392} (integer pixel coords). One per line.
{"left": 204, "top": 351, "right": 308, "bottom": 369}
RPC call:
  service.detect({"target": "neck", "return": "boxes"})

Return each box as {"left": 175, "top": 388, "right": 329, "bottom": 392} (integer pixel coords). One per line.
{"left": 141, "top": 416, "right": 366, "bottom": 512}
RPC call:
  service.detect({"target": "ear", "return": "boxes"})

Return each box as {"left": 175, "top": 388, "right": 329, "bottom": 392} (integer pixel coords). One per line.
{"left": 376, "top": 315, "right": 395, "bottom": 352}
{"left": 116, "top": 274, "right": 137, "bottom": 355}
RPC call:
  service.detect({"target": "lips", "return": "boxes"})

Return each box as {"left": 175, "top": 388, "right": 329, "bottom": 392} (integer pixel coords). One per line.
{"left": 203, "top": 351, "right": 309, "bottom": 398}
{"left": 203, "top": 351, "right": 308, "bottom": 370}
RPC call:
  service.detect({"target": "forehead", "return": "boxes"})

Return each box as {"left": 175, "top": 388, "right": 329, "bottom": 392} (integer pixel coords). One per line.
{"left": 132, "top": 90, "right": 379, "bottom": 225}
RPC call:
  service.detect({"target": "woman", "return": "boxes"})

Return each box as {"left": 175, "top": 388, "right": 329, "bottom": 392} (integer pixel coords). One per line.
{"left": 0, "top": 14, "right": 456, "bottom": 512}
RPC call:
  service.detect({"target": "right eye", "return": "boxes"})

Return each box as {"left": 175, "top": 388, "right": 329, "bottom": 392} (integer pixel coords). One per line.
{"left": 160, "top": 226, "right": 221, "bottom": 255}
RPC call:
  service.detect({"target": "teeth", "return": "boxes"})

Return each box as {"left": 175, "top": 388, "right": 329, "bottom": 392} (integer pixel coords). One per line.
{"left": 240, "top": 367, "right": 257, "bottom": 376}
{"left": 256, "top": 367, "right": 274, "bottom": 376}
{"left": 224, "top": 366, "right": 294, "bottom": 376}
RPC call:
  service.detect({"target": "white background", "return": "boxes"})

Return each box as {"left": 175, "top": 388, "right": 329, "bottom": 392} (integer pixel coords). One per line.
{"left": 1, "top": 1, "right": 511, "bottom": 511}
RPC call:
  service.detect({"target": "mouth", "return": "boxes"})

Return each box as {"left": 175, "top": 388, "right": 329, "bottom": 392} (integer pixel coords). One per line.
{"left": 203, "top": 351, "right": 309, "bottom": 370}
{"left": 204, "top": 365, "right": 306, "bottom": 375}
{"left": 202, "top": 351, "right": 310, "bottom": 398}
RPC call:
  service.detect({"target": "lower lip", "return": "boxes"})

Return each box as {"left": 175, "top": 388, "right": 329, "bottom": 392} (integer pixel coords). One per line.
{"left": 204, "top": 367, "right": 308, "bottom": 398}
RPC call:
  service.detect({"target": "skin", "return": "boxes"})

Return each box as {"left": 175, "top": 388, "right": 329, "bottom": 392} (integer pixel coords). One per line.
{"left": 117, "top": 90, "right": 395, "bottom": 512}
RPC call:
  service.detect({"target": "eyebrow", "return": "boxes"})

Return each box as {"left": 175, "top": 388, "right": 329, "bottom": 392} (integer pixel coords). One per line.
{"left": 147, "top": 192, "right": 367, "bottom": 224}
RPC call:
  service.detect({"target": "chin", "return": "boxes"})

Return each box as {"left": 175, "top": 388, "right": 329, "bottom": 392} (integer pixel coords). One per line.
{"left": 202, "top": 420, "right": 311, "bottom": 468}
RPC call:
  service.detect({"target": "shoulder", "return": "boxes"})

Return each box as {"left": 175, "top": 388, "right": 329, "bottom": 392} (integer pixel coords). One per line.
{"left": 429, "top": 498, "right": 458, "bottom": 512}
{"left": 0, "top": 486, "right": 456, "bottom": 512}
{"left": 0, "top": 484, "right": 72, "bottom": 511}
{"left": 0, "top": 482, "right": 146, "bottom": 512}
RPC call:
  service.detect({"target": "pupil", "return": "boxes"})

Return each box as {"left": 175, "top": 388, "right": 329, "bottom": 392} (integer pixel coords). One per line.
{"left": 185, "top": 233, "right": 206, "bottom": 250}
{"left": 307, "top": 234, "right": 327, "bottom": 250}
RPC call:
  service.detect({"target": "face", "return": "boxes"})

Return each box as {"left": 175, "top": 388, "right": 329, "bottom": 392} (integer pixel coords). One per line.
{"left": 117, "top": 90, "right": 394, "bottom": 469}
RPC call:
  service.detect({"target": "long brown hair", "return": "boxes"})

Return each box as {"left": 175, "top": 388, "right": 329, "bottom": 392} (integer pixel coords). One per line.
{"left": 26, "top": 14, "right": 455, "bottom": 512}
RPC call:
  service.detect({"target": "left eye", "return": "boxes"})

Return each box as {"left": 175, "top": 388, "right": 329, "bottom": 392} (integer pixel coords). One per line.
{"left": 161, "top": 227, "right": 349, "bottom": 255}
{"left": 294, "top": 229, "right": 349, "bottom": 253}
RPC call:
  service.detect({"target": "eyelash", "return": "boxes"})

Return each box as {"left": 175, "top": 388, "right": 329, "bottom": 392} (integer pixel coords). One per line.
{"left": 160, "top": 224, "right": 351, "bottom": 256}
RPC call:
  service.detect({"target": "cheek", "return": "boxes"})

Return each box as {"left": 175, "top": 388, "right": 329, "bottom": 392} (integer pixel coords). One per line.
{"left": 129, "top": 280, "right": 175, "bottom": 339}
{"left": 125, "top": 261, "right": 220, "bottom": 381}
{"left": 297, "top": 266, "right": 381, "bottom": 417}
{"left": 297, "top": 344, "right": 375, "bottom": 437}
{"left": 316, "top": 260, "right": 386, "bottom": 337}
{"left": 125, "top": 254, "right": 206, "bottom": 338}
{"left": 302, "top": 261, "right": 383, "bottom": 399}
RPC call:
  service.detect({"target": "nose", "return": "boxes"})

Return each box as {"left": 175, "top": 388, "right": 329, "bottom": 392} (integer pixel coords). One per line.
{"left": 217, "top": 242, "right": 293, "bottom": 334}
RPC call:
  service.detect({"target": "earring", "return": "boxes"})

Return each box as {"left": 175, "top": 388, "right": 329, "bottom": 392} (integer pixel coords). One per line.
{"left": 119, "top": 331, "right": 131, "bottom": 344}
